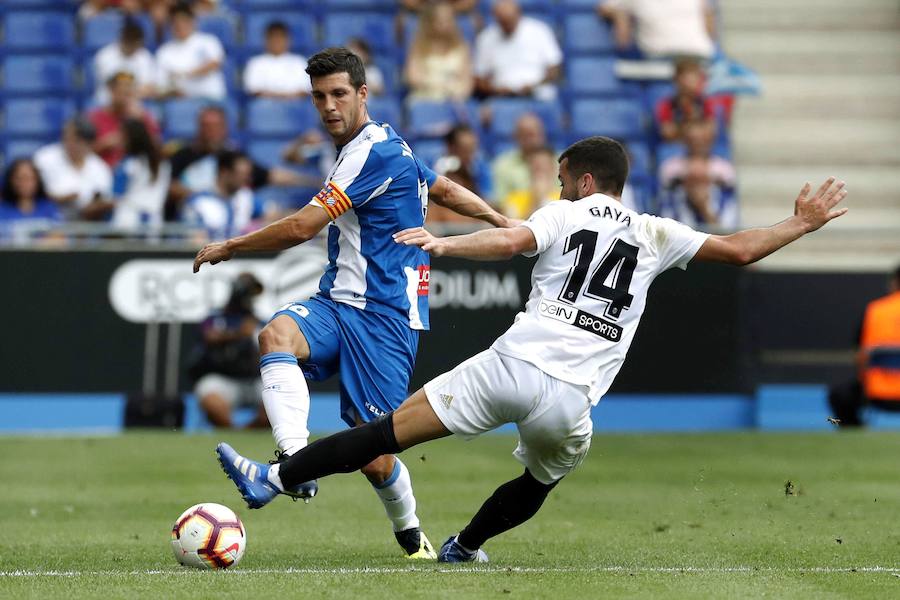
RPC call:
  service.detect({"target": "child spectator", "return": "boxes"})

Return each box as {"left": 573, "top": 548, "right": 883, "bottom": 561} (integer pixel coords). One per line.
{"left": 243, "top": 21, "right": 311, "bottom": 100}
{"left": 405, "top": 1, "right": 473, "bottom": 101}
{"left": 156, "top": 3, "right": 226, "bottom": 100}
{"left": 656, "top": 59, "right": 724, "bottom": 142}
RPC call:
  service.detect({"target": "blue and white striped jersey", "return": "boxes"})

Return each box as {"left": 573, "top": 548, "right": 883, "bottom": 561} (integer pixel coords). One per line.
{"left": 310, "top": 121, "right": 437, "bottom": 330}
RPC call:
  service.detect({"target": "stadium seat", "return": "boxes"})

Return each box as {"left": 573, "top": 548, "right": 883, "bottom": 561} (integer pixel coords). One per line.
{"left": 246, "top": 98, "right": 320, "bottom": 136}
{"left": 243, "top": 13, "right": 319, "bottom": 55}
{"left": 562, "top": 14, "right": 616, "bottom": 55}
{"left": 406, "top": 100, "right": 478, "bottom": 138}
{"left": 2, "top": 99, "right": 75, "bottom": 137}
{"left": 367, "top": 96, "right": 402, "bottom": 128}
{"left": 625, "top": 141, "right": 651, "bottom": 178}
{"left": 82, "top": 12, "right": 125, "bottom": 52}
{"left": 321, "top": 0, "right": 395, "bottom": 8}
{"left": 479, "top": 0, "right": 555, "bottom": 14}
{"left": 1, "top": 12, "right": 76, "bottom": 51}
{"left": 239, "top": 0, "right": 312, "bottom": 7}
{"left": 197, "top": 14, "right": 239, "bottom": 50}
{"left": 2, "top": 138, "right": 49, "bottom": 163}
{"left": 566, "top": 57, "right": 628, "bottom": 97}
{"left": 246, "top": 138, "right": 291, "bottom": 168}
{"left": 1, "top": 55, "right": 74, "bottom": 94}
{"left": 409, "top": 138, "right": 446, "bottom": 168}
{"left": 570, "top": 98, "right": 646, "bottom": 141}
{"left": 559, "top": 0, "right": 603, "bottom": 10}
{"left": 488, "top": 98, "right": 564, "bottom": 139}
{"left": 655, "top": 142, "right": 683, "bottom": 164}
{"left": 323, "top": 13, "right": 397, "bottom": 53}
{"left": 162, "top": 98, "right": 239, "bottom": 140}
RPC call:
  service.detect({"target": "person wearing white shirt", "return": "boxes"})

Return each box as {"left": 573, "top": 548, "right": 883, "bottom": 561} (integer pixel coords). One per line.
{"left": 156, "top": 4, "right": 227, "bottom": 100}
{"left": 244, "top": 21, "right": 311, "bottom": 99}
{"left": 93, "top": 19, "right": 157, "bottom": 105}
{"left": 599, "top": 0, "right": 716, "bottom": 60}
{"left": 111, "top": 119, "right": 172, "bottom": 232}
{"left": 33, "top": 117, "right": 113, "bottom": 221}
{"left": 474, "top": 0, "right": 562, "bottom": 101}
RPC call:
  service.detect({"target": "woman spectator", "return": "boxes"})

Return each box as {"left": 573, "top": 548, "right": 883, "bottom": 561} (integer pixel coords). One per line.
{"left": 0, "top": 159, "right": 61, "bottom": 241}
{"left": 405, "top": 1, "right": 473, "bottom": 101}
{"left": 111, "top": 119, "right": 171, "bottom": 232}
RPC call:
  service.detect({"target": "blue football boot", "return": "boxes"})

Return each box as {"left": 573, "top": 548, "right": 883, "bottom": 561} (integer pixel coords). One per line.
{"left": 216, "top": 442, "right": 280, "bottom": 509}
{"left": 269, "top": 449, "right": 318, "bottom": 503}
{"left": 437, "top": 535, "right": 489, "bottom": 563}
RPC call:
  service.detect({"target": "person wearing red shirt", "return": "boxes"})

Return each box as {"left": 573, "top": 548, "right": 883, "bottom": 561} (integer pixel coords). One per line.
{"left": 89, "top": 71, "right": 161, "bottom": 168}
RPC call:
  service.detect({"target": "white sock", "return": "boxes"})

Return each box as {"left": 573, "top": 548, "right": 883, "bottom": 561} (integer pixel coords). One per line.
{"left": 267, "top": 463, "right": 285, "bottom": 491}
{"left": 372, "top": 457, "right": 420, "bottom": 532}
{"left": 260, "top": 353, "right": 310, "bottom": 456}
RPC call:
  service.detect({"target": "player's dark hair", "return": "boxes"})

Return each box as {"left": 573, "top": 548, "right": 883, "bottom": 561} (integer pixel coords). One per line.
{"left": 265, "top": 21, "right": 289, "bottom": 36}
{"left": 170, "top": 2, "right": 194, "bottom": 19}
{"left": 1, "top": 158, "right": 47, "bottom": 206}
{"left": 120, "top": 18, "right": 144, "bottom": 43}
{"left": 123, "top": 118, "right": 162, "bottom": 181}
{"left": 559, "top": 136, "right": 629, "bottom": 197}
{"left": 216, "top": 149, "right": 247, "bottom": 173}
{"left": 306, "top": 47, "right": 366, "bottom": 90}
{"left": 445, "top": 124, "right": 475, "bottom": 146}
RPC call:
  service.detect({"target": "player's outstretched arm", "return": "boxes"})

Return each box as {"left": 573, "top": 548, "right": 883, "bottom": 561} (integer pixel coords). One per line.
{"left": 428, "top": 175, "right": 518, "bottom": 228}
{"left": 694, "top": 177, "right": 848, "bottom": 266}
{"left": 193, "top": 203, "right": 331, "bottom": 273}
{"left": 394, "top": 225, "right": 536, "bottom": 261}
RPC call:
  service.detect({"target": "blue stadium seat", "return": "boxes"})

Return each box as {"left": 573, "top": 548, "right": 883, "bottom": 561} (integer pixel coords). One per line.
{"left": 240, "top": 0, "right": 312, "bottom": 6}
{"left": 563, "top": 14, "right": 616, "bottom": 55}
{"left": 321, "top": 0, "right": 395, "bottom": 8}
{"left": 367, "top": 96, "right": 402, "bottom": 128}
{"left": 566, "top": 57, "right": 627, "bottom": 96}
{"left": 323, "top": 13, "right": 397, "bottom": 53}
{"left": 82, "top": 12, "right": 125, "bottom": 52}
{"left": 246, "top": 98, "right": 320, "bottom": 136}
{"left": 247, "top": 138, "right": 291, "bottom": 168}
{"left": 162, "top": 98, "right": 239, "bottom": 140}
{"left": 655, "top": 142, "right": 683, "bottom": 165}
{"left": 2, "top": 138, "right": 48, "bottom": 163}
{"left": 1, "top": 12, "right": 76, "bottom": 51}
{"left": 559, "top": 0, "right": 603, "bottom": 10}
{"left": 407, "top": 100, "right": 478, "bottom": 138}
{"left": 489, "top": 98, "right": 564, "bottom": 138}
{"left": 479, "top": 0, "right": 555, "bottom": 14}
{"left": 197, "top": 14, "right": 239, "bottom": 50}
{"left": 243, "top": 13, "right": 319, "bottom": 55}
{"left": 570, "top": 98, "right": 646, "bottom": 140}
{"left": 409, "top": 138, "right": 446, "bottom": 168}
{"left": 1, "top": 55, "right": 74, "bottom": 94}
{"left": 3, "top": 99, "right": 75, "bottom": 137}
{"left": 625, "top": 141, "right": 651, "bottom": 178}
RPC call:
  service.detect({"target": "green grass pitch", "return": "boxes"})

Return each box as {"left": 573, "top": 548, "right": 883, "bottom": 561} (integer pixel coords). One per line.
{"left": 2, "top": 431, "right": 899, "bottom": 598}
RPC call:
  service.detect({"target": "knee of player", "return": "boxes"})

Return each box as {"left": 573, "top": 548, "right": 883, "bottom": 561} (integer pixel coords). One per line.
{"left": 360, "top": 454, "right": 394, "bottom": 481}
{"left": 258, "top": 321, "right": 293, "bottom": 353}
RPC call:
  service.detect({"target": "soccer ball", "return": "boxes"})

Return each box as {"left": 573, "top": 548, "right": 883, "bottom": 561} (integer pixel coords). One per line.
{"left": 170, "top": 503, "right": 246, "bottom": 569}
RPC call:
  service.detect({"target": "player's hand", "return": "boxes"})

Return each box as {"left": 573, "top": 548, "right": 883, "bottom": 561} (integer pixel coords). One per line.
{"left": 393, "top": 227, "right": 447, "bottom": 256}
{"left": 193, "top": 241, "right": 235, "bottom": 273}
{"left": 794, "top": 177, "right": 848, "bottom": 233}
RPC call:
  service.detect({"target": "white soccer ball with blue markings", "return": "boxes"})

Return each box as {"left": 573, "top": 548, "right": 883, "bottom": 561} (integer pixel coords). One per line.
{"left": 171, "top": 503, "right": 246, "bottom": 569}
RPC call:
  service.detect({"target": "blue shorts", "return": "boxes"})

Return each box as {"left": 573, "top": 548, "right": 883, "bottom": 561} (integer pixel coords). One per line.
{"left": 272, "top": 294, "right": 419, "bottom": 427}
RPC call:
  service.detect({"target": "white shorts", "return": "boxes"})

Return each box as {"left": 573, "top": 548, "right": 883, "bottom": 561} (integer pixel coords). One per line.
{"left": 194, "top": 374, "right": 262, "bottom": 408}
{"left": 424, "top": 349, "right": 593, "bottom": 484}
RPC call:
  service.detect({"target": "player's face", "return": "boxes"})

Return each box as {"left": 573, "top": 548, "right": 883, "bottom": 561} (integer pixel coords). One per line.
{"left": 311, "top": 73, "right": 368, "bottom": 145}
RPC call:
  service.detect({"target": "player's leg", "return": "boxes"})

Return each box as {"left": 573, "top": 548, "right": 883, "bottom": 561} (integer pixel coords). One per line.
{"left": 442, "top": 357, "right": 593, "bottom": 563}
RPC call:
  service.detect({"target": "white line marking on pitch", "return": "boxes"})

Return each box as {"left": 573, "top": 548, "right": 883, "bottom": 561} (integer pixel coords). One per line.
{"left": 2, "top": 566, "right": 900, "bottom": 577}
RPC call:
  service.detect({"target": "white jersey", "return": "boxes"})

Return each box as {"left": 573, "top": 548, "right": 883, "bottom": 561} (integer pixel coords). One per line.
{"left": 491, "top": 194, "right": 709, "bottom": 404}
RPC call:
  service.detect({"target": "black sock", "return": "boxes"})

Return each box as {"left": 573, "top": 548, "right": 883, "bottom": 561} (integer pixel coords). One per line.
{"left": 457, "top": 469, "right": 558, "bottom": 551}
{"left": 277, "top": 413, "right": 401, "bottom": 491}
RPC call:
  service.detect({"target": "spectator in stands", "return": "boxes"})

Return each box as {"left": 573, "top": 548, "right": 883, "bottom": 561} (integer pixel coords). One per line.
{"left": 405, "top": 1, "right": 474, "bottom": 101}
{"left": 400, "top": 0, "right": 477, "bottom": 12}
{"left": 598, "top": 0, "right": 716, "bottom": 60}
{"left": 473, "top": 0, "right": 562, "bottom": 100}
{"left": 281, "top": 129, "right": 336, "bottom": 178}
{"left": 93, "top": 19, "right": 157, "bottom": 105}
{"left": 0, "top": 159, "right": 61, "bottom": 237}
{"left": 347, "top": 39, "right": 385, "bottom": 96}
{"left": 658, "top": 119, "right": 736, "bottom": 230}
{"left": 829, "top": 265, "right": 900, "bottom": 427}
{"left": 166, "top": 106, "right": 305, "bottom": 219}
{"left": 500, "top": 146, "right": 560, "bottom": 219}
{"left": 156, "top": 3, "right": 226, "bottom": 100}
{"left": 491, "top": 113, "right": 558, "bottom": 210}
{"left": 656, "top": 59, "right": 720, "bottom": 143}
{"left": 243, "top": 21, "right": 311, "bottom": 100}
{"left": 429, "top": 125, "right": 493, "bottom": 223}
{"left": 89, "top": 72, "right": 162, "bottom": 168}
{"left": 188, "top": 272, "right": 268, "bottom": 429}
{"left": 111, "top": 119, "right": 171, "bottom": 232}
{"left": 182, "top": 150, "right": 276, "bottom": 241}
{"left": 34, "top": 117, "right": 114, "bottom": 221}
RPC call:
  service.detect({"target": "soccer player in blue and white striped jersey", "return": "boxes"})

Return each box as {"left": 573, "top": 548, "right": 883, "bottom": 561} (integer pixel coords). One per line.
{"left": 193, "top": 47, "right": 513, "bottom": 558}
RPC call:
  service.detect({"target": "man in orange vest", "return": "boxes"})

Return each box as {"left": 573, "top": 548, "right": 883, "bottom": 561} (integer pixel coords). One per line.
{"left": 829, "top": 265, "right": 900, "bottom": 426}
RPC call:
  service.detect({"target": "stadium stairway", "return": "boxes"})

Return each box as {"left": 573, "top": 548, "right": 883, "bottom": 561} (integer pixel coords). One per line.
{"left": 721, "top": 0, "right": 900, "bottom": 270}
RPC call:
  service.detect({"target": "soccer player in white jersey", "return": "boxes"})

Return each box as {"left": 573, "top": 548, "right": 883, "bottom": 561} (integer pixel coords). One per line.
{"left": 194, "top": 48, "right": 512, "bottom": 559}
{"left": 215, "top": 136, "right": 849, "bottom": 562}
